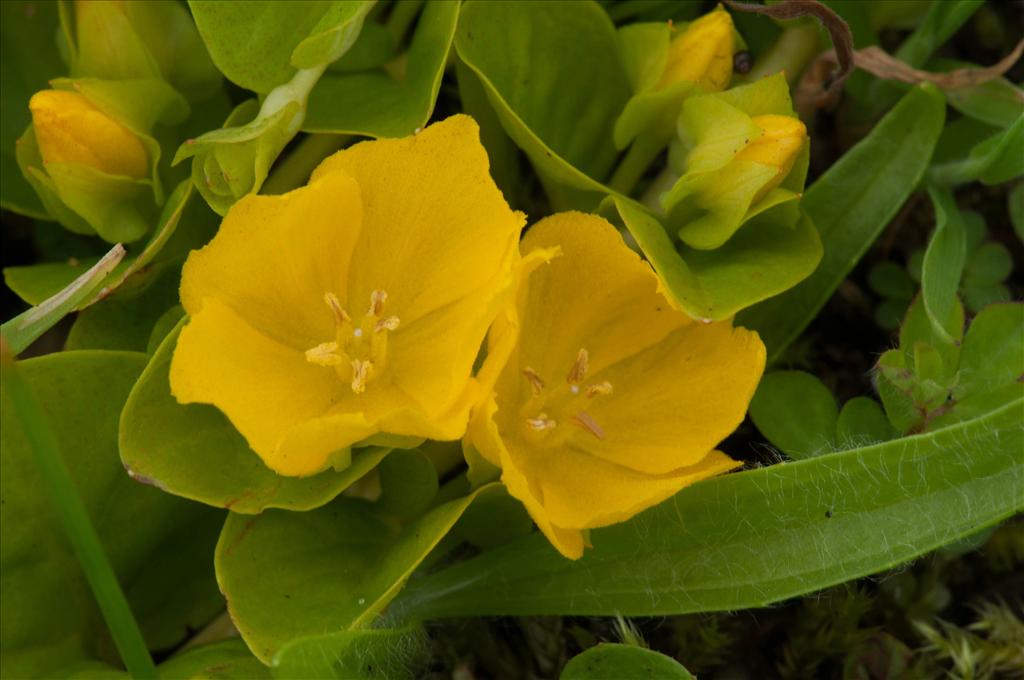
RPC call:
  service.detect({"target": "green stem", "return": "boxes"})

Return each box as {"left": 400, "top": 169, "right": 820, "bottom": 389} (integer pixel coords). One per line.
{"left": 742, "top": 21, "right": 825, "bottom": 86}
{"left": 0, "top": 352, "right": 157, "bottom": 680}
{"left": 262, "top": 133, "right": 349, "bottom": 195}
{"left": 608, "top": 134, "right": 666, "bottom": 197}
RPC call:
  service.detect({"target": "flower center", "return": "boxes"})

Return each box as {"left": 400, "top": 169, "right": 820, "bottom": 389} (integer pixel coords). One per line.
{"left": 304, "top": 290, "right": 400, "bottom": 394}
{"left": 519, "top": 348, "right": 613, "bottom": 445}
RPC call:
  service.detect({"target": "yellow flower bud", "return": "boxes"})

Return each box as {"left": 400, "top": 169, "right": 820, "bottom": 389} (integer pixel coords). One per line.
{"left": 29, "top": 89, "right": 148, "bottom": 179}
{"left": 735, "top": 114, "right": 806, "bottom": 201}
{"left": 657, "top": 9, "right": 735, "bottom": 92}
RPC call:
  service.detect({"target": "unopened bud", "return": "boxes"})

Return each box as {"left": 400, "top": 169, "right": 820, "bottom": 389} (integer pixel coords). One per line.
{"left": 657, "top": 9, "right": 735, "bottom": 92}
{"left": 29, "top": 89, "right": 148, "bottom": 178}
{"left": 735, "top": 114, "right": 806, "bottom": 201}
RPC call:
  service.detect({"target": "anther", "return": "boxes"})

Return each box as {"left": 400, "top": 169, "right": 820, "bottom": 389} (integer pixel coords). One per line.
{"left": 570, "top": 411, "right": 605, "bottom": 440}
{"left": 375, "top": 316, "right": 400, "bottom": 333}
{"left": 323, "top": 292, "right": 350, "bottom": 325}
{"left": 368, "top": 290, "right": 388, "bottom": 317}
{"left": 305, "top": 341, "right": 344, "bottom": 366}
{"left": 585, "top": 381, "right": 613, "bottom": 398}
{"left": 351, "top": 359, "right": 372, "bottom": 394}
{"left": 566, "top": 348, "right": 589, "bottom": 384}
{"left": 522, "top": 367, "right": 545, "bottom": 394}
{"left": 525, "top": 413, "right": 557, "bottom": 431}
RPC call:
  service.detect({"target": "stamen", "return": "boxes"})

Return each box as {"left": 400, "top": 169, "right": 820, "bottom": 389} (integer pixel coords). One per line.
{"left": 351, "top": 359, "right": 372, "bottom": 394}
{"left": 566, "top": 348, "right": 589, "bottom": 384}
{"left": 570, "top": 411, "right": 605, "bottom": 440}
{"left": 323, "top": 292, "right": 350, "bottom": 325}
{"left": 353, "top": 328, "right": 363, "bottom": 338}
{"left": 375, "top": 316, "right": 400, "bottom": 333}
{"left": 585, "top": 381, "right": 613, "bottom": 398}
{"left": 368, "top": 289, "right": 388, "bottom": 317}
{"left": 305, "top": 341, "right": 344, "bottom": 366}
{"left": 525, "top": 413, "right": 557, "bottom": 431}
{"left": 522, "top": 367, "right": 545, "bottom": 394}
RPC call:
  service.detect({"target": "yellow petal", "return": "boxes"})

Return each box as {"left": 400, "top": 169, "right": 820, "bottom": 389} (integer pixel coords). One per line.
{"left": 312, "top": 115, "right": 525, "bottom": 326}
{"left": 502, "top": 212, "right": 689, "bottom": 400}
{"left": 311, "top": 114, "right": 525, "bottom": 435}
{"left": 578, "top": 320, "right": 765, "bottom": 474}
{"left": 480, "top": 417, "right": 739, "bottom": 560}
{"left": 29, "top": 89, "right": 148, "bottom": 178}
{"left": 170, "top": 298, "right": 353, "bottom": 476}
{"left": 735, "top": 114, "right": 807, "bottom": 202}
{"left": 180, "top": 170, "right": 363, "bottom": 351}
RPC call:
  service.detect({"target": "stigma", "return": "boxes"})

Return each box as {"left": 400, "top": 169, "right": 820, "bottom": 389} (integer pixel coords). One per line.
{"left": 304, "top": 289, "right": 400, "bottom": 393}
{"left": 521, "top": 348, "right": 613, "bottom": 442}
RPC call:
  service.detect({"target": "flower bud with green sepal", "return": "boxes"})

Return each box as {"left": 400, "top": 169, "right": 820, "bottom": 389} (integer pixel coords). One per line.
{"left": 662, "top": 73, "right": 809, "bottom": 250}
{"left": 16, "top": 78, "right": 188, "bottom": 243}
{"left": 173, "top": 63, "right": 325, "bottom": 216}
{"left": 613, "top": 6, "right": 743, "bottom": 152}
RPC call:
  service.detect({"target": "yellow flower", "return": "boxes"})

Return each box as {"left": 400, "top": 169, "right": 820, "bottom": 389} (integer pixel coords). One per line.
{"left": 170, "top": 115, "right": 525, "bottom": 476}
{"left": 467, "top": 212, "right": 766, "bottom": 559}
{"left": 657, "top": 7, "right": 735, "bottom": 92}
{"left": 29, "top": 89, "right": 148, "bottom": 178}
{"left": 734, "top": 114, "right": 807, "bottom": 203}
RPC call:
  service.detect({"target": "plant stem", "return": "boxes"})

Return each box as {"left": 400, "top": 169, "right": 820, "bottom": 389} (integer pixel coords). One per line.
{"left": 262, "top": 133, "right": 349, "bottom": 195}
{"left": 743, "top": 21, "right": 825, "bottom": 86}
{"left": 608, "top": 134, "right": 665, "bottom": 197}
{"left": 0, "top": 350, "right": 157, "bottom": 680}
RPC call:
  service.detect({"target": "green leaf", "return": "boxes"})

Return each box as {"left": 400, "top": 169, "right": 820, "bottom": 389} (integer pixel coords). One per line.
{"left": 920, "top": 185, "right": 967, "bottom": 343}
{"left": 929, "top": 114, "right": 1024, "bottom": 187}
{"left": 867, "top": 262, "right": 914, "bottom": 301}
{"left": 271, "top": 627, "right": 424, "bottom": 679}
{"left": 874, "top": 349, "right": 921, "bottom": 433}
{"left": 119, "top": 321, "right": 389, "bottom": 513}
{"left": 749, "top": 371, "right": 838, "bottom": 459}
{"left": 303, "top": 1, "right": 459, "bottom": 137}
{"left": 737, "top": 84, "right": 946, "bottom": 362}
{"left": 836, "top": 397, "right": 897, "bottom": 448}
{"left": 189, "top": 1, "right": 344, "bottom": 93}
{"left": 0, "top": 0, "right": 64, "bottom": 219}
{"left": 954, "top": 302, "right": 1024, "bottom": 402}
{"left": 942, "top": 70, "right": 1024, "bottom": 129}
{"left": 215, "top": 484, "right": 496, "bottom": 662}
{"left": 1, "top": 244, "right": 126, "bottom": 356}
{"left": 377, "top": 449, "right": 439, "bottom": 520}
{"left": 964, "top": 242, "right": 1013, "bottom": 286}
{"left": 561, "top": 644, "right": 694, "bottom": 679}
{"left": 290, "top": 1, "right": 374, "bottom": 69}
{"left": 454, "top": 0, "right": 630, "bottom": 200}
{"left": 1, "top": 352, "right": 222, "bottom": 678}
{"left": 393, "top": 400, "right": 1023, "bottom": 619}
{"left": 613, "top": 198, "right": 822, "bottom": 321}
{"left": 900, "top": 294, "right": 962, "bottom": 383}
{"left": 962, "top": 282, "right": 1010, "bottom": 313}
{"left": 157, "top": 640, "right": 270, "bottom": 679}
